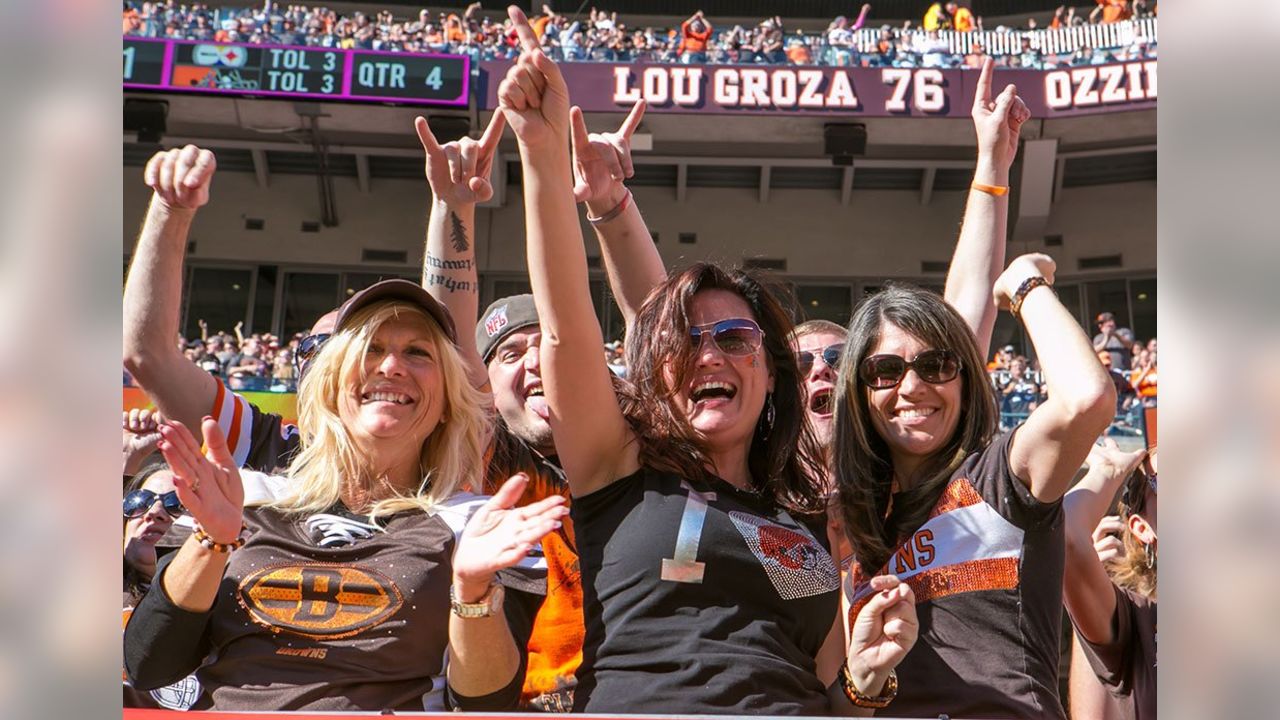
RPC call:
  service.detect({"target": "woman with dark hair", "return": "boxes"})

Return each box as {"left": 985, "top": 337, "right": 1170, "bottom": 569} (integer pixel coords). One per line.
{"left": 832, "top": 253, "right": 1117, "bottom": 718}
{"left": 495, "top": 7, "right": 918, "bottom": 714}
{"left": 1064, "top": 441, "right": 1158, "bottom": 719}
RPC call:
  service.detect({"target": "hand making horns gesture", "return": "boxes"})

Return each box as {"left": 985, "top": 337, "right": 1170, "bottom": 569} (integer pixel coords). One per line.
{"left": 414, "top": 110, "right": 507, "bottom": 205}
{"left": 570, "top": 99, "right": 646, "bottom": 207}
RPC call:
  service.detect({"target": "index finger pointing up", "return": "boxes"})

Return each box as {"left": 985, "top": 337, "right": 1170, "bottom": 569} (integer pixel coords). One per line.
{"left": 974, "top": 56, "right": 994, "bottom": 110}
{"left": 619, "top": 98, "right": 647, "bottom": 139}
{"left": 508, "top": 5, "right": 540, "bottom": 52}
{"left": 478, "top": 109, "right": 507, "bottom": 155}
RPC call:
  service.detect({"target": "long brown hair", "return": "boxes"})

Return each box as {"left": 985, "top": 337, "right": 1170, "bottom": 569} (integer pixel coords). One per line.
{"left": 622, "top": 263, "right": 826, "bottom": 513}
{"left": 832, "top": 284, "right": 999, "bottom": 571}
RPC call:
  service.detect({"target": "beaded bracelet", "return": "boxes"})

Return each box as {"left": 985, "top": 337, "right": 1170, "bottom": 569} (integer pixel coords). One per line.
{"left": 193, "top": 523, "right": 248, "bottom": 553}
{"left": 1010, "top": 276, "right": 1056, "bottom": 319}
{"left": 586, "top": 188, "right": 632, "bottom": 226}
{"left": 838, "top": 664, "right": 898, "bottom": 709}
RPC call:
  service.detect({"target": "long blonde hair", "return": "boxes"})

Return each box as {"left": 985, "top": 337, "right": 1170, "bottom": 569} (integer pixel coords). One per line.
{"left": 271, "top": 300, "right": 489, "bottom": 520}
{"left": 1108, "top": 448, "right": 1158, "bottom": 598}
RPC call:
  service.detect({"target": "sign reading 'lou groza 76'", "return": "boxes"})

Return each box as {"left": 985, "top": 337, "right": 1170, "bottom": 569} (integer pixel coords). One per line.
{"left": 477, "top": 60, "right": 1156, "bottom": 117}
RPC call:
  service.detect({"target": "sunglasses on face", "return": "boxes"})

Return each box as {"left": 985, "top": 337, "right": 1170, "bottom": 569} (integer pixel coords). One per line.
{"left": 859, "top": 349, "right": 961, "bottom": 389}
{"left": 293, "top": 332, "right": 332, "bottom": 376}
{"left": 688, "top": 318, "right": 765, "bottom": 357}
{"left": 123, "top": 489, "right": 185, "bottom": 519}
{"left": 796, "top": 344, "right": 843, "bottom": 375}
{"left": 1121, "top": 458, "right": 1157, "bottom": 515}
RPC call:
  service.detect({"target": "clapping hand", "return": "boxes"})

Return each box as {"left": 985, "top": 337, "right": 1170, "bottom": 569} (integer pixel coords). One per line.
{"left": 993, "top": 253, "right": 1056, "bottom": 312}
{"left": 415, "top": 110, "right": 506, "bottom": 206}
{"left": 452, "top": 473, "right": 569, "bottom": 601}
{"left": 157, "top": 418, "right": 245, "bottom": 545}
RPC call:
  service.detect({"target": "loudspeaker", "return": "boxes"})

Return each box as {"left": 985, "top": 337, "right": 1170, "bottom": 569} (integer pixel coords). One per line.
{"left": 824, "top": 123, "right": 867, "bottom": 166}
{"left": 125, "top": 99, "right": 169, "bottom": 144}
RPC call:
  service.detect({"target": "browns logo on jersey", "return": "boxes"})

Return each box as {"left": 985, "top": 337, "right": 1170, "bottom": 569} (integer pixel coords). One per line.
{"left": 238, "top": 562, "right": 403, "bottom": 639}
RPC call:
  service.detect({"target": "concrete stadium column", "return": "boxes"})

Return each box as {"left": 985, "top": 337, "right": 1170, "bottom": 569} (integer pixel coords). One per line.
{"left": 1012, "top": 138, "right": 1058, "bottom": 244}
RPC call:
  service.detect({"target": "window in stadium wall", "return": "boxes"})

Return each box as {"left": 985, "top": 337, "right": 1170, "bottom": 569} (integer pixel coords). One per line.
{"left": 1128, "top": 278, "right": 1156, "bottom": 341}
{"left": 1083, "top": 278, "right": 1132, "bottom": 332}
{"left": 281, "top": 271, "right": 340, "bottom": 338}
{"left": 795, "top": 284, "right": 853, "bottom": 326}
{"left": 252, "top": 265, "right": 277, "bottom": 336}
{"left": 183, "top": 266, "right": 253, "bottom": 339}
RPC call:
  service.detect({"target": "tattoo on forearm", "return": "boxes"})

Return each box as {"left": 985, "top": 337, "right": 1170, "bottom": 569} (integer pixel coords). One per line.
{"left": 425, "top": 254, "right": 472, "bottom": 271}
{"left": 449, "top": 211, "right": 469, "bottom": 253}
{"left": 425, "top": 273, "right": 475, "bottom": 293}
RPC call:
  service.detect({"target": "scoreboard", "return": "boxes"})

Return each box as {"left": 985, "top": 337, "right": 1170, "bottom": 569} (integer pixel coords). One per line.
{"left": 123, "top": 38, "right": 469, "bottom": 106}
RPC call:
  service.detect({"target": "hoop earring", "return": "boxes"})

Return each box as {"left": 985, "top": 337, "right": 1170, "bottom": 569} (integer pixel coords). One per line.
{"left": 760, "top": 393, "right": 776, "bottom": 439}
{"left": 1144, "top": 543, "right": 1155, "bottom": 569}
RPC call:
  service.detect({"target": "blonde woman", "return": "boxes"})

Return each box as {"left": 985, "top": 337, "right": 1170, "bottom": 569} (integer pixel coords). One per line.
{"left": 124, "top": 281, "right": 568, "bottom": 712}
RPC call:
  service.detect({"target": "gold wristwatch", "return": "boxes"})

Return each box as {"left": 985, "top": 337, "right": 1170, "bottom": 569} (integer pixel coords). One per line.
{"left": 449, "top": 583, "right": 505, "bottom": 619}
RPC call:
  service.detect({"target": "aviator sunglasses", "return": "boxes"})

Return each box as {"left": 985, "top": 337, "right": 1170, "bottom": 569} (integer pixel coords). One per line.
{"left": 123, "top": 489, "right": 186, "bottom": 520}
{"left": 688, "top": 318, "right": 765, "bottom": 357}
{"left": 796, "top": 344, "right": 843, "bottom": 375}
{"left": 858, "top": 349, "right": 961, "bottom": 389}
{"left": 293, "top": 332, "right": 332, "bottom": 377}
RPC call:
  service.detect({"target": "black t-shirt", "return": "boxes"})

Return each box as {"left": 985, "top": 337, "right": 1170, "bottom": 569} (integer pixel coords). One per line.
{"left": 1076, "top": 586, "right": 1157, "bottom": 720}
{"left": 572, "top": 466, "right": 840, "bottom": 715}
{"left": 843, "top": 428, "right": 1067, "bottom": 719}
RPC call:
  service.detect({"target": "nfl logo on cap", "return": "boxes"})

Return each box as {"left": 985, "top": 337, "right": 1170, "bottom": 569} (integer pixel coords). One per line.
{"left": 485, "top": 305, "right": 509, "bottom": 337}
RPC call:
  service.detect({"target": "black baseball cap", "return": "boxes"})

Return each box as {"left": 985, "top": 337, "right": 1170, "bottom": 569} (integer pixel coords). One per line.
{"left": 476, "top": 294, "right": 540, "bottom": 363}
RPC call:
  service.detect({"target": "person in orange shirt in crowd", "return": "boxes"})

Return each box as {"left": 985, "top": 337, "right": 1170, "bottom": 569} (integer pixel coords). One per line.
{"left": 922, "top": 2, "right": 952, "bottom": 31}
{"left": 1091, "top": 0, "right": 1132, "bottom": 24}
{"left": 679, "top": 10, "right": 713, "bottom": 63}
{"left": 786, "top": 37, "right": 812, "bottom": 64}
{"left": 964, "top": 41, "right": 986, "bottom": 68}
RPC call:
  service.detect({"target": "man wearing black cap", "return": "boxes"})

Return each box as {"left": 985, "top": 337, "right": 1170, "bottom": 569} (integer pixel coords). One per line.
{"left": 1092, "top": 311, "right": 1136, "bottom": 371}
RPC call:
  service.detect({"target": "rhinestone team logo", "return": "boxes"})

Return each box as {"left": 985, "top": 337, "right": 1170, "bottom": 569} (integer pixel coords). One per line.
{"left": 485, "top": 304, "right": 509, "bottom": 337}
{"left": 729, "top": 511, "right": 840, "bottom": 600}
{"left": 239, "top": 563, "right": 403, "bottom": 639}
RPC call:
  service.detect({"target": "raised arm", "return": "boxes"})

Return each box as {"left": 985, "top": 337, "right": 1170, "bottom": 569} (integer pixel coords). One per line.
{"left": 123, "top": 146, "right": 223, "bottom": 443}
{"left": 500, "top": 5, "right": 638, "bottom": 496}
{"left": 569, "top": 100, "right": 666, "bottom": 331}
{"left": 995, "top": 254, "right": 1117, "bottom": 502}
{"left": 850, "top": 3, "right": 872, "bottom": 30}
{"left": 415, "top": 111, "right": 506, "bottom": 389}
{"left": 1062, "top": 439, "right": 1145, "bottom": 644}
{"left": 945, "top": 57, "right": 1030, "bottom": 354}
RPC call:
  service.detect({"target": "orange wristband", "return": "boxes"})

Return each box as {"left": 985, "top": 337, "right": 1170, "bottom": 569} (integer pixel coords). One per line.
{"left": 971, "top": 182, "right": 1009, "bottom": 196}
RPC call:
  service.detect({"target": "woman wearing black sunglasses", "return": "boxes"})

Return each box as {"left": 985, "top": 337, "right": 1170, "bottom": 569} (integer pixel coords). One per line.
{"left": 1064, "top": 441, "right": 1157, "bottom": 720}
{"left": 498, "top": 7, "right": 917, "bottom": 715}
{"left": 831, "top": 252, "right": 1117, "bottom": 718}
{"left": 124, "top": 462, "right": 185, "bottom": 608}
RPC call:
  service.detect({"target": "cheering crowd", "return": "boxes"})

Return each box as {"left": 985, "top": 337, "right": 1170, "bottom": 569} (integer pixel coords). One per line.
{"left": 123, "top": 0, "right": 1157, "bottom": 69}
{"left": 122, "top": 7, "right": 1156, "bottom": 718}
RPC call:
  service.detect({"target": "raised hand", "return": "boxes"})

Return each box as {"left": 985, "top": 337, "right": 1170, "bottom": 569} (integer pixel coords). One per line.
{"left": 1085, "top": 436, "right": 1147, "bottom": 484}
{"left": 123, "top": 407, "right": 165, "bottom": 474}
{"left": 993, "top": 253, "right": 1056, "bottom": 311}
{"left": 144, "top": 144, "right": 216, "bottom": 211}
{"left": 497, "top": 5, "right": 571, "bottom": 149}
{"left": 972, "top": 57, "right": 1031, "bottom": 175}
{"left": 847, "top": 575, "right": 918, "bottom": 692}
{"left": 452, "top": 473, "right": 570, "bottom": 600}
{"left": 157, "top": 418, "right": 245, "bottom": 544}
{"left": 570, "top": 99, "right": 645, "bottom": 208}
{"left": 1092, "top": 515, "right": 1128, "bottom": 564}
{"left": 415, "top": 110, "right": 506, "bottom": 206}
